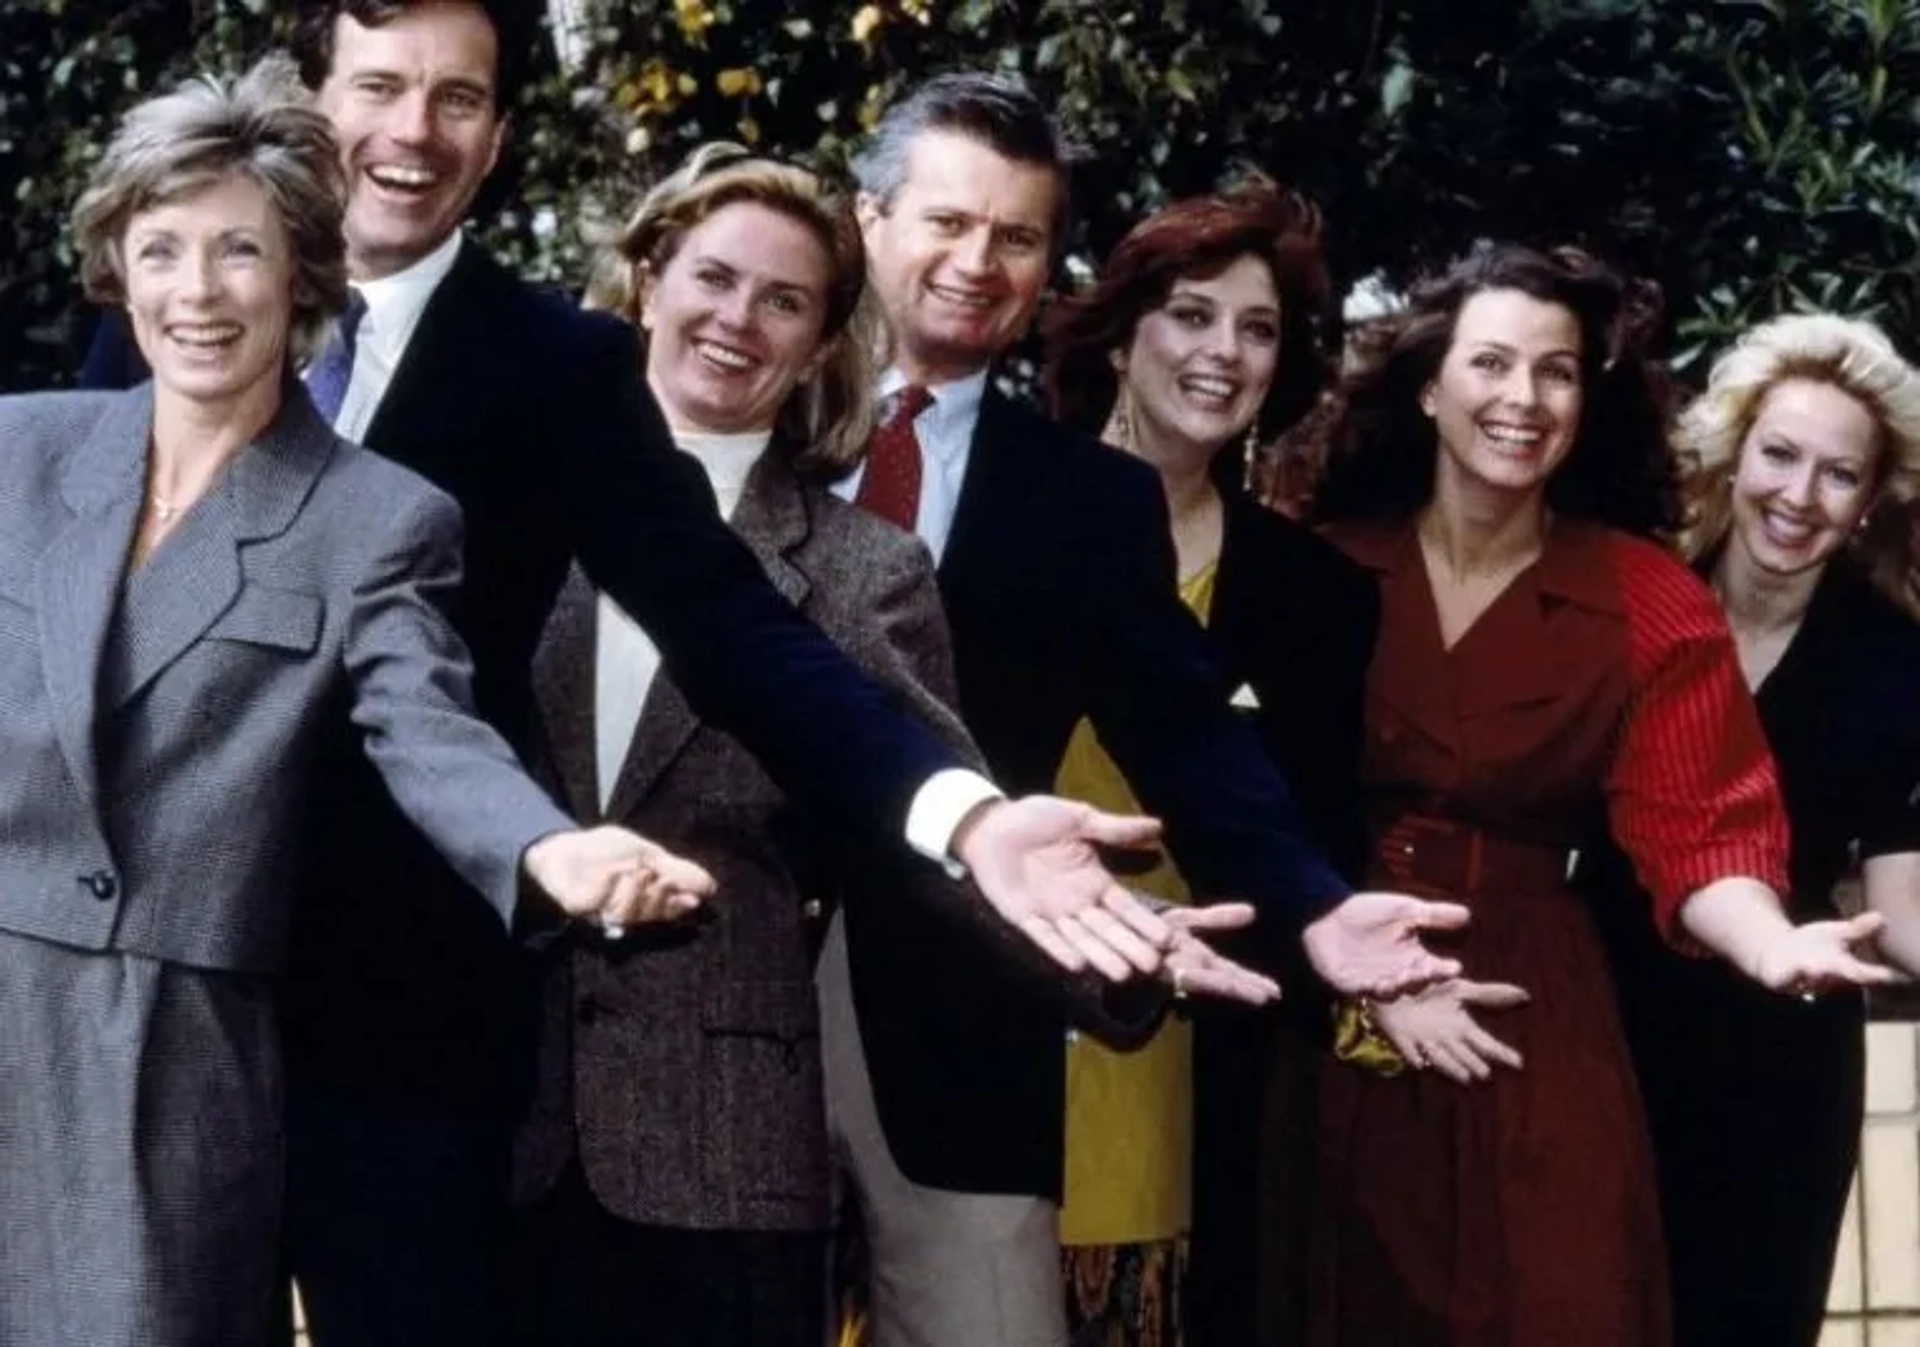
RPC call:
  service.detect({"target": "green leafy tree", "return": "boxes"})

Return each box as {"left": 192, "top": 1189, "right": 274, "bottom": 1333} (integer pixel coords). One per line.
{"left": 4, "top": 0, "right": 1917, "bottom": 391}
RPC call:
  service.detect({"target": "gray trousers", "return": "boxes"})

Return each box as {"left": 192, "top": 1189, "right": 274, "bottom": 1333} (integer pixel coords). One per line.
{"left": 817, "top": 915, "right": 1067, "bottom": 1347}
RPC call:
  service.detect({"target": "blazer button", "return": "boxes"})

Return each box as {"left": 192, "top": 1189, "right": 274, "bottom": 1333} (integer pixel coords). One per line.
{"left": 80, "top": 870, "right": 117, "bottom": 901}
{"left": 801, "top": 899, "right": 824, "bottom": 920}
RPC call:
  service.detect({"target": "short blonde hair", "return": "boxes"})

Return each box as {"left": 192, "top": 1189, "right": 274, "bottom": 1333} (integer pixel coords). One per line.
{"left": 1678, "top": 312, "right": 1920, "bottom": 614}
{"left": 585, "top": 142, "right": 877, "bottom": 480}
{"left": 71, "top": 55, "right": 348, "bottom": 363}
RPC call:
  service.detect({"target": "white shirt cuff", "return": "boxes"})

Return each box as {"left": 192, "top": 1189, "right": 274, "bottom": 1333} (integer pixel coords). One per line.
{"left": 906, "top": 769, "right": 1005, "bottom": 877}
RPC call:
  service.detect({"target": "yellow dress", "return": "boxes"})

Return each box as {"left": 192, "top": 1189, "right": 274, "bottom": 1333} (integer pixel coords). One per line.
{"left": 1057, "top": 561, "right": 1216, "bottom": 1248}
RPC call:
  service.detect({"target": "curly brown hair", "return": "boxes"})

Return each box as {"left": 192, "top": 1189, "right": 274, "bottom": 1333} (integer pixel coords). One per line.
{"left": 1312, "top": 242, "right": 1681, "bottom": 539}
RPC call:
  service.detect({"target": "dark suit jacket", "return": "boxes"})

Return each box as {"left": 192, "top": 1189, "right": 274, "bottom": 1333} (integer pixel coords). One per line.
{"left": 511, "top": 451, "right": 1162, "bottom": 1230}
{"left": 81, "top": 244, "right": 961, "bottom": 1108}
{"left": 845, "top": 389, "right": 1361, "bottom": 1198}
{"left": 1208, "top": 492, "right": 1377, "bottom": 886}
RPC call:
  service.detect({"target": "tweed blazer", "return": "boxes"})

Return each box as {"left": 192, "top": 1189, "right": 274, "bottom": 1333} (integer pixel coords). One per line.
{"left": 0, "top": 386, "right": 571, "bottom": 973}
{"left": 513, "top": 449, "right": 1159, "bottom": 1231}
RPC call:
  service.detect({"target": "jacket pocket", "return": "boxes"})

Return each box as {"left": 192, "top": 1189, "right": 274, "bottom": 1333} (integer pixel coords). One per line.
{"left": 701, "top": 977, "right": 820, "bottom": 1042}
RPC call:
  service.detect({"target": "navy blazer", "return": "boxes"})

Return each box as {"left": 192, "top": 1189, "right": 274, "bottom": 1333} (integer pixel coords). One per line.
{"left": 845, "top": 388, "right": 1360, "bottom": 1198}
{"left": 82, "top": 242, "right": 959, "bottom": 1105}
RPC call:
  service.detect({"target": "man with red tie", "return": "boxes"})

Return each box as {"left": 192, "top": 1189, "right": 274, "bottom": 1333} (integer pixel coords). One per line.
{"left": 816, "top": 71, "right": 1470, "bottom": 1345}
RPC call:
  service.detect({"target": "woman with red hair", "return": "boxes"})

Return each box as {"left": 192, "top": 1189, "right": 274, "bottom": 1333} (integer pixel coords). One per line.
{"left": 1040, "top": 179, "right": 1378, "bottom": 1346}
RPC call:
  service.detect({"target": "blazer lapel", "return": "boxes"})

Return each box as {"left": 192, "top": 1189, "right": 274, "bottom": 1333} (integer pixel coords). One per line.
{"left": 1330, "top": 520, "right": 1458, "bottom": 754}
{"left": 35, "top": 388, "right": 148, "bottom": 811}
{"left": 360, "top": 242, "right": 492, "bottom": 468}
{"left": 938, "top": 387, "right": 1018, "bottom": 589}
{"left": 104, "top": 386, "right": 335, "bottom": 712}
{"left": 530, "top": 565, "right": 603, "bottom": 822}
{"left": 1455, "top": 519, "right": 1621, "bottom": 721}
{"left": 603, "top": 451, "right": 812, "bottom": 818}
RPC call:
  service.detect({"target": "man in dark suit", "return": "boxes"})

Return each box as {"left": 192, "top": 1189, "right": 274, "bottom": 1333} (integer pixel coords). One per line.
{"left": 820, "top": 73, "right": 1464, "bottom": 1341}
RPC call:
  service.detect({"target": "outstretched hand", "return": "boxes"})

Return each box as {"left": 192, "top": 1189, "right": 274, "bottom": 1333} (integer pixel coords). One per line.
{"left": 523, "top": 825, "right": 717, "bottom": 933}
{"left": 951, "top": 795, "right": 1174, "bottom": 980}
{"left": 1162, "top": 902, "right": 1281, "bottom": 1006}
{"left": 1753, "top": 911, "right": 1904, "bottom": 996}
{"left": 1371, "top": 977, "right": 1529, "bottom": 1083}
{"left": 1302, "top": 890, "right": 1471, "bottom": 998}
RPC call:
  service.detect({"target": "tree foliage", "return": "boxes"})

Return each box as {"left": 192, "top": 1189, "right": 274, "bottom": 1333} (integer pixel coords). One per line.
{"left": 4, "top": 0, "right": 1918, "bottom": 392}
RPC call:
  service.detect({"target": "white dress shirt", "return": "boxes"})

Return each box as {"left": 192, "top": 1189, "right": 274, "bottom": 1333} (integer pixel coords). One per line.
{"left": 832, "top": 367, "right": 988, "bottom": 566}
{"left": 328, "top": 230, "right": 465, "bottom": 443}
{"left": 594, "top": 429, "right": 768, "bottom": 808}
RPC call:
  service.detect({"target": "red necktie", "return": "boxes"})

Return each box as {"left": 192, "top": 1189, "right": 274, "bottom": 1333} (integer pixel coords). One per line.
{"left": 856, "top": 385, "right": 934, "bottom": 532}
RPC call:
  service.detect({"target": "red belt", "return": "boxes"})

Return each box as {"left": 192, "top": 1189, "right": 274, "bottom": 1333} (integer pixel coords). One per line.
{"left": 1372, "top": 814, "right": 1576, "bottom": 895}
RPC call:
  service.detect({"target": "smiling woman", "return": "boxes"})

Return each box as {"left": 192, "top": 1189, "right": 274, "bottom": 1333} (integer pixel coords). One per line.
{"left": 1590, "top": 313, "right": 1920, "bottom": 1347}
{"left": 506, "top": 143, "right": 924, "bottom": 1347}
{"left": 0, "top": 55, "right": 709, "bottom": 1347}
{"left": 1038, "top": 177, "right": 1377, "bottom": 1347}
{"left": 1301, "top": 245, "right": 1901, "bottom": 1347}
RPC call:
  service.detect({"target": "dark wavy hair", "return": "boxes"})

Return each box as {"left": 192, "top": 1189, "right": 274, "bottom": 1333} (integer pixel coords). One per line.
{"left": 1040, "top": 176, "right": 1333, "bottom": 464}
{"left": 291, "top": 0, "right": 540, "bottom": 109}
{"left": 1312, "top": 242, "right": 1681, "bottom": 538}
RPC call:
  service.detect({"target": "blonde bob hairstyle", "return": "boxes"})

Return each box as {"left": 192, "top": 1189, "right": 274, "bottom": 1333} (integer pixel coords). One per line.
{"left": 584, "top": 143, "right": 878, "bottom": 480}
{"left": 71, "top": 55, "right": 349, "bottom": 365}
{"left": 1678, "top": 312, "right": 1920, "bottom": 614}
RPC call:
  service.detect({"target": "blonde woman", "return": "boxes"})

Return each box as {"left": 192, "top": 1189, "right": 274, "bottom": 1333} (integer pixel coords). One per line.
{"left": 506, "top": 145, "right": 1267, "bottom": 1347}
{"left": 1589, "top": 313, "right": 1920, "bottom": 1347}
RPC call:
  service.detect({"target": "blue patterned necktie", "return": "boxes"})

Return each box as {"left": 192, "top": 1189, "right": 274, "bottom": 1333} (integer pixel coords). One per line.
{"left": 304, "top": 289, "right": 367, "bottom": 425}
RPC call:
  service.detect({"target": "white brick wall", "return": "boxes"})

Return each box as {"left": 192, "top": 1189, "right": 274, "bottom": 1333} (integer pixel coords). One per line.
{"left": 1826, "top": 1022, "right": 1920, "bottom": 1344}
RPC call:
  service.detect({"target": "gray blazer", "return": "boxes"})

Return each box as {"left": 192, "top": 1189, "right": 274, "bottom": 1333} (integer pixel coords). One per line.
{"left": 0, "top": 387, "right": 573, "bottom": 973}
{"left": 513, "top": 451, "right": 1163, "bottom": 1232}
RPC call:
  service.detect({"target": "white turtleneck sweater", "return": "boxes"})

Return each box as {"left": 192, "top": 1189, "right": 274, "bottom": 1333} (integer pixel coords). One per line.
{"left": 588, "top": 422, "right": 998, "bottom": 869}
{"left": 594, "top": 428, "right": 769, "bottom": 807}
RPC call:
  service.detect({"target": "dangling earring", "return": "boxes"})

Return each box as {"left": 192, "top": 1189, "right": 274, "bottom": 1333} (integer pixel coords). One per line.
{"left": 1242, "top": 422, "right": 1260, "bottom": 493}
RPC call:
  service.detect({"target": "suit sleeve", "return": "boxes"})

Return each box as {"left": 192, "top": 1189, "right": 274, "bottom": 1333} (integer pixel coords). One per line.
{"left": 840, "top": 529, "right": 1170, "bottom": 1045}
{"left": 343, "top": 481, "right": 576, "bottom": 924}
{"left": 556, "top": 321, "right": 958, "bottom": 842}
{"left": 1075, "top": 457, "right": 1351, "bottom": 937}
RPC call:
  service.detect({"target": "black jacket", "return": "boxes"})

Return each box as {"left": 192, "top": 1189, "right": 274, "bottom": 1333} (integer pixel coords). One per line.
{"left": 845, "top": 389, "right": 1371, "bottom": 1198}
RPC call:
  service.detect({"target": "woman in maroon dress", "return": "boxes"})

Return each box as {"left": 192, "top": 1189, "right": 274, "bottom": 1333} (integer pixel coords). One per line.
{"left": 1303, "top": 243, "right": 1897, "bottom": 1346}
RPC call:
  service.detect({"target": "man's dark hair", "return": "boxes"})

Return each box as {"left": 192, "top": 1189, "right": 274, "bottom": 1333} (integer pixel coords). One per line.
{"left": 290, "top": 0, "right": 542, "bottom": 110}
{"left": 850, "top": 71, "right": 1080, "bottom": 241}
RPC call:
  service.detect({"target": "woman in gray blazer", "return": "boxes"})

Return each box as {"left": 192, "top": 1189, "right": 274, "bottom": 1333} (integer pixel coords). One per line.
{"left": 0, "top": 60, "right": 709, "bottom": 1347}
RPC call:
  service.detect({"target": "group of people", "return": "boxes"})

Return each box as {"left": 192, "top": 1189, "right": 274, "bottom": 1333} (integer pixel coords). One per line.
{"left": 2, "top": 2, "right": 1916, "bottom": 1346}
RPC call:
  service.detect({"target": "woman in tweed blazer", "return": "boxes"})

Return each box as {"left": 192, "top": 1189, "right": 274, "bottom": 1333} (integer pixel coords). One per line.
{"left": 0, "top": 61, "right": 707, "bottom": 1347}
{"left": 504, "top": 145, "right": 1273, "bottom": 1347}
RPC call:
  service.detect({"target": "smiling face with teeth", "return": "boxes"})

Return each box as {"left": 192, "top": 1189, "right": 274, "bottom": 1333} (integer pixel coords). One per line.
{"left": 315, "top": 2, "right": 506, "bottom": 280}
{"left": 122, "top": 173, "right": 297, "bottom": 424}
{"left": 1115, "top": 253, "right": 1281, "bottom": 476}
{"left": 1422, "top": 287, "right": 1585, "bottom": 506}
{"left": 639, "top": 200, "right": 833, "bottom": 437}
{"left": 1727, "top": 377, "right": 1882, "bottom": 581}
{"left": 857, "top": 130, "right": 1058, "bottom": 385}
